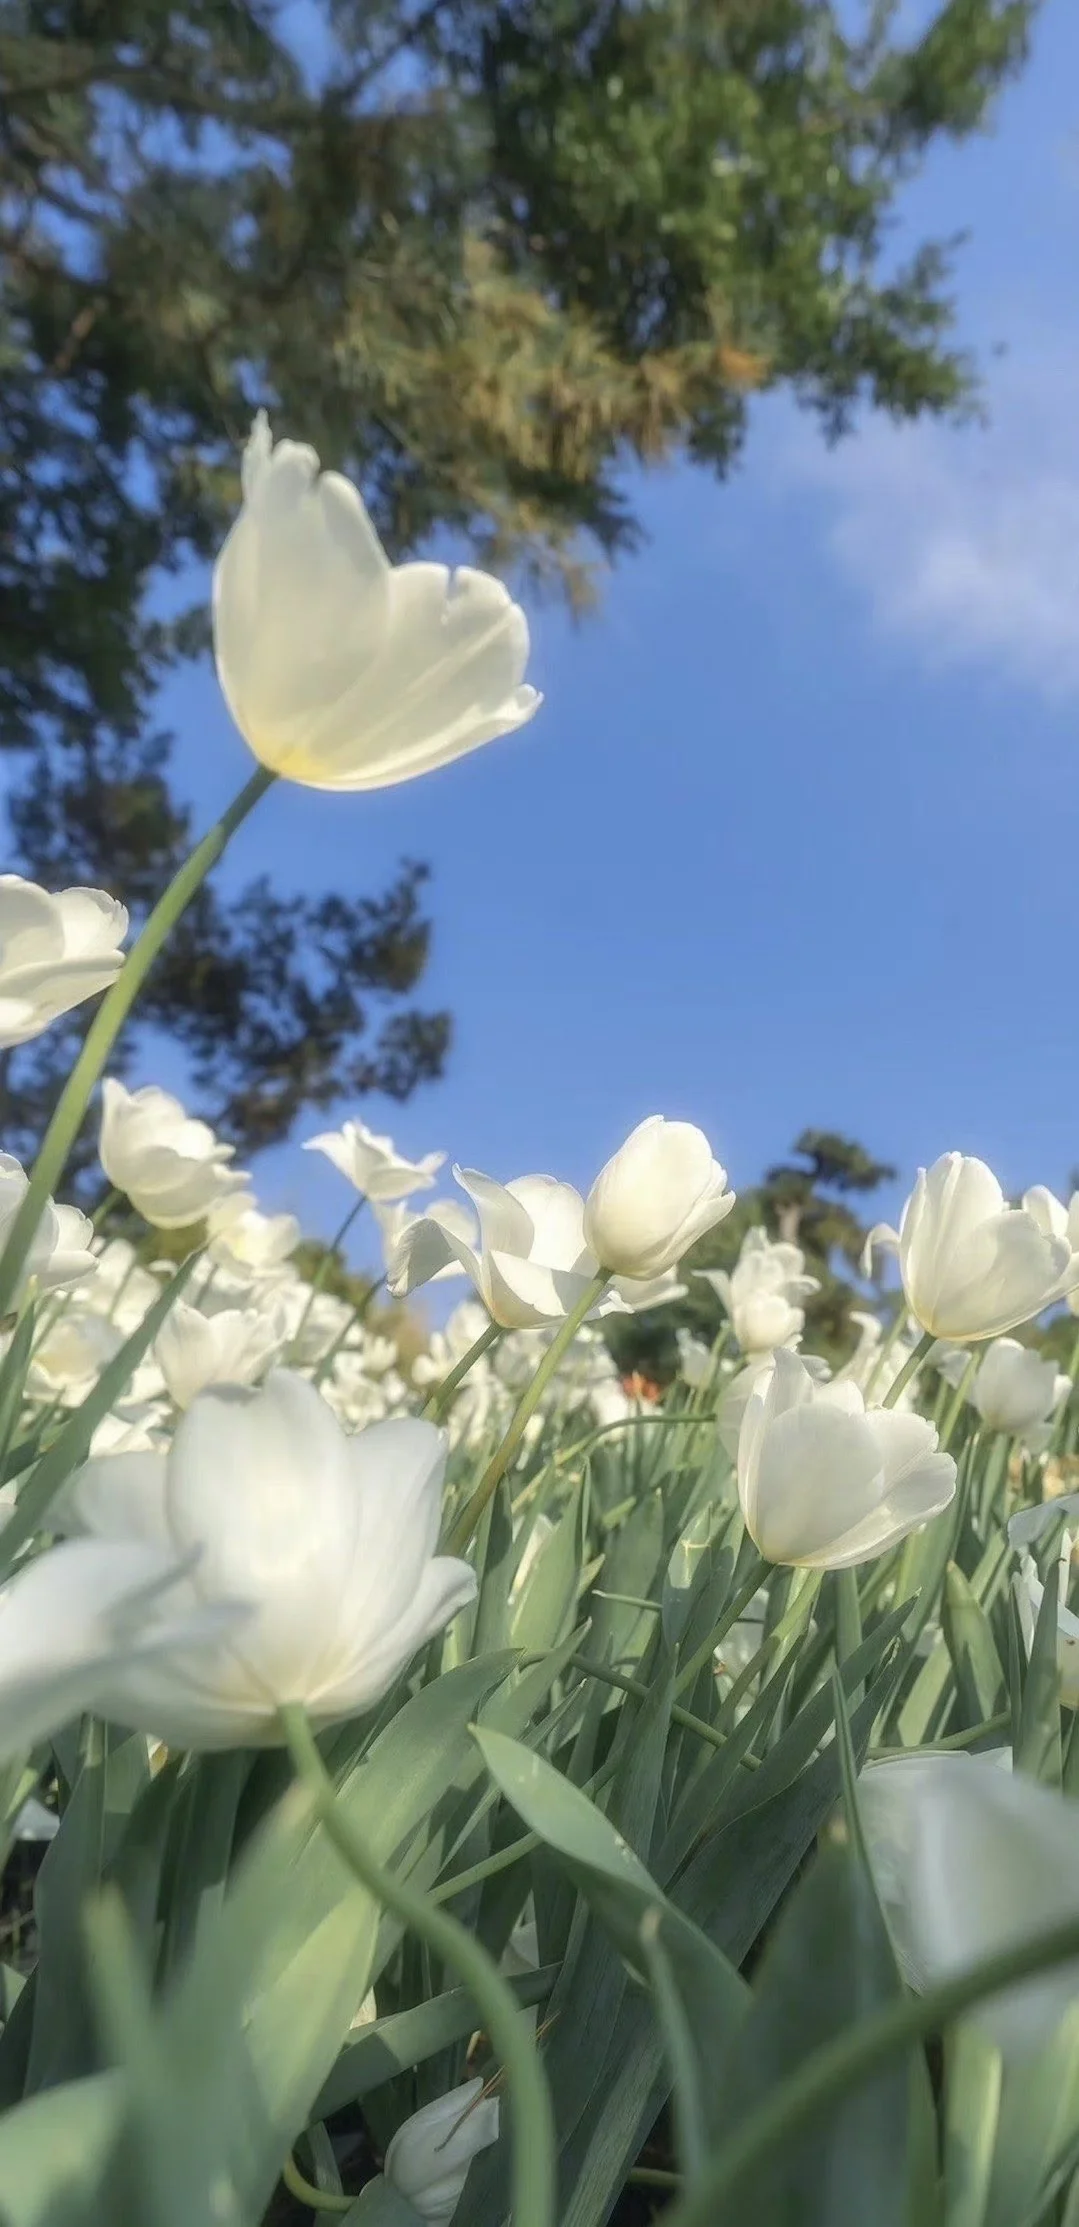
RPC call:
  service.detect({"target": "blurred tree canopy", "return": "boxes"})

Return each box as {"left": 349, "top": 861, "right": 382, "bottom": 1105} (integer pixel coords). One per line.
{"left": 0, "top": 0, "right": 1034, "bottom": 1165}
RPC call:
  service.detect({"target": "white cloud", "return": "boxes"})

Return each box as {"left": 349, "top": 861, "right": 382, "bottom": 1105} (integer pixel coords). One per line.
{"left": 783, "top": 332, "right": 1079, "bottom": 699}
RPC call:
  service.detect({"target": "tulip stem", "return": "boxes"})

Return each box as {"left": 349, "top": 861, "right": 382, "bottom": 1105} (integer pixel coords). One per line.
{"left": 280, "top": 1703, "right": 556, "bottom": 2227}
{"left": 0, "top": 767, "right": 274, "bottom": 1324}
{"left": 289, "top": 1198, "right": 366, "bottom": 1363}
{"left": 420, "top": 1317, "right": 503, "bottom": 1422}
{"left": 834, "top": 1570, "right": 864, "bottom": 1704}
{"left": 674, "top": 1560, "right": 768, "bottom": 1699}
{"left": 880, "top": 1330, "right": 935, "bottom": 1411}
{"left": 444, "top": 1272, "right": 610, "bottom": 1554}
{"left": 311, "top": 1275, "right": 387, "bottom": 1390}
{"left": 659, "top": 1905, "right": 1079, "bottom": 2227}
{"left": 281, "top": 2151, "right": 352, "bottom": 2214}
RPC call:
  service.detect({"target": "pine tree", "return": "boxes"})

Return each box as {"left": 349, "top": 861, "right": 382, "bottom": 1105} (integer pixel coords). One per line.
{"left": 0, "top": 1, "right": 1035, "bottom": 1168}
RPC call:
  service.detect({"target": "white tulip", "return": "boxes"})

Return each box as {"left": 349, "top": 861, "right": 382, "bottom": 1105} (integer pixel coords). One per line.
{"left": 59, "top": 1372, "right": 476, "bottom": 1748}
{"left": 304, "top": 1119, "right": 444, "bottom": 1203}
{"left": 1022, "top": 1187, "right": 1079, "bottom": 1313}
{"left": 0, "top": 1537, "right": 242, "bottom": 1762}
{"left": 859, "top": 1752, "right": 1079, "bottom": 2059}
{"left": 390, "top": 1169, "right": 600, "bottom": 1330}
{"left": 866, "top": 1154, "right": 1078, "bottom": 1341}
{"left": 971, "top": 1337, "right": 1069, "bottom": 1438}
{"left": 0, "top": 1154, "right": 96, "bottom": 1302}
{"left": 716, "top": 1349, "right": 831, "bottom": 1462}
{"left": 28, "top": 1312, "right": 126, "bottom": 1407}
{"left": 88, "top": 1237, "right": 164, "bottom": 1332}
{"left": 206, "top": 1198, "right": 300, "bottom": 1278}
{"left": 99, "top": 1080, "right": 250, "bottom": 1229}
{"left": 0, "top": 876, "right": 127, "bottom": 1047}
{"left": 677, "top": 1331, "right": 715, "bottom": 1389}
{"left": 154, "top": 1297, "right": 286, "bottom": 1408}
{"left": 737, "top": 1348, "right": 956, "bottom": 1569}
{"left": 384, "top": 2080, "right": 500, "bottom": 2227}
{"left": 374, "top": 1196, "right": 479, "bottom": 1283}
{"left": 213, "top": 414, "right": 540, "bottom": 792}
{"left": 698, "top": 1229, "right": 819, "bottom": 1357}
{"left": 583, "top": 1117, "right": 734, "bottom": 1280}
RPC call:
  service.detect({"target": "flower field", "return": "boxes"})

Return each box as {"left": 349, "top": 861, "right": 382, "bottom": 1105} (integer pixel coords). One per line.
{"left": 0, "top": 423, "right": 1076, "bottom": 2227}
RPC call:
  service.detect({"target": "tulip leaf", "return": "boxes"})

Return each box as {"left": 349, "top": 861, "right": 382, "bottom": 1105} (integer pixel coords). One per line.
{"left": 1015, "top": 1556, "right": 1064, "bottom": 1786}
{"left": 982, "top": 2002, "right": 1079, "bottom": 2227}
{"left": 0, "top": 2069, "right": 121, "bottom": 2227}
{"left": 312, "top": 1967, "right": 556, "bottom": 2121}
{"left": 470, "top": 1481, "right": 515, "bottom": 1658}
{"left": 943, "top": 2023, "right": 1002, "bottom": 2227}
{"left": 943, "top": 1563, "right": 1006, "bottom": 1730}
{"left": 509, "top": 1488, "right": 584, "bottom": 1653}
{"left": 0, "top": 1256, "right": 197, "bottom": 1570}
{"left": 706, "top": 1839, "right": 931, "bottom": 2227}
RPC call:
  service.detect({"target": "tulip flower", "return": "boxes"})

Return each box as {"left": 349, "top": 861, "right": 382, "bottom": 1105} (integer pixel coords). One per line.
{"left": 154, "top": 1297, "right": 286, "bottom": 1408}
{"left": 0, "top": 876, "right": 127, "bottom": 1048}
{"left": 737, "top": 1348, "right": 955, "bottom": 1569}
{"left": 391, "top": 1169, "right": 602, "bottom": 1330}
{"left": 374, "top": 1196, "right": 479, "bottom": 1284}
{"left": 384, "top": 2080, "right": 500, "bottom": 2226}
{"left": 58, "top": 1371, "right": 475, "bottom": 1748}
{"left": 859, "top": 1752, "right": 1079, "bottom": 2059}
{"left": 99, "top": 1080, "right": 250, "bottom": 1229}
{"left": 865, "top": 1153, "right": 1078, "bottom": 1341}
{"left": 583, "top": 1117, "right": 733, "bottom": 1279}
{"left": 304, "top": 1119, "right": 444, "bottom": 1203}
{"left": 206, "top": 1198, "right": 301, "bottom": 1277}
{"left": 0, "top": 1153, "right": 96, "bottom": 1302}
{"left": 697, "top": 1228, "right": 819, "bottom": 1357}
{"left": 0, "top": 1536, "right": 243, "bottom": 1763}
{"left": 970, "top": 1337, "right": 1069, "bottom": 1439}
{"left": 212, "top": 414, "right": 540, "bottom": 792}
{"left": 1022, "top": 1185, "right": 1079, "bottom": 1312}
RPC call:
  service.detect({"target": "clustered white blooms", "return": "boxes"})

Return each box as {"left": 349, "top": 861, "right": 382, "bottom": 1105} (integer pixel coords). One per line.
{"left": 7, "top": 411, "right": 1079, "bottom": 2205}
{"left": 390, "top": 1118, "right": 730, "bottom": 1330}
{"left": 697, "top": 1226, "right": 819, "bottom": 1357}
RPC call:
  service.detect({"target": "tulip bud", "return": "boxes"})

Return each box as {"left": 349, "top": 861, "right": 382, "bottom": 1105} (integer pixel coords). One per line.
{"left": 583, "top": 1117, "right": 733, "bottom": 1280}
{"left": 384, "top": 2080, "right": 500, "bottom": 2226}
{"left": 304, "top": 1119, "right": 445, "bottom": 1202}
{"left": 737, "top": 1348, "right": 955, "bottom": 1569}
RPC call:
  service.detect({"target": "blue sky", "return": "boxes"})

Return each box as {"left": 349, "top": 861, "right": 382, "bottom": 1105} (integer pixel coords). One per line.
{"left": 156, "top": 0, "right": 1079, "bottom": 1276}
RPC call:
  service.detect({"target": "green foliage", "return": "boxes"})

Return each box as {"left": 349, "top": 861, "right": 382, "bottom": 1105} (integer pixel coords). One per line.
{"left": 0, "top": 0, "right": 1035, "bottom": 1161}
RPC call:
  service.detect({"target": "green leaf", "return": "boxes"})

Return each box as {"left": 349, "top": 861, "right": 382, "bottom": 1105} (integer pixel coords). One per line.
{"left": 943, "top": 2023, "right": 1002, "bottom": 2227}
{"left": 707, "top": 1840, "right": 929, "bottom": 2227}
{"left": 1015, "top": 1557, "right": 1063, "bottom": 1786}
{"left": 312, "top": 1967, "right": 555, "bottom": 2121}
{"left": 0, "top": 2071, "right": 121, "bottom": 2226}
{"left": 942, "top": 1563, "right": 1006, "bottom": 1729}
{"left": 0, "top": 1258, "right": 197, "bottom": 1570}
{"left": 510, "top": 1489, "right": 584, "bottom": 1652}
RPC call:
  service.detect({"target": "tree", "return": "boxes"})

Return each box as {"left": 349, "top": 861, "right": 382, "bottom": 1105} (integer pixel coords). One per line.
{"left": 606, "top": 1127, "right": 898, "bottom": 1381}
{"left": 0, "top": 0, "right": 1035, "bottom": 1168}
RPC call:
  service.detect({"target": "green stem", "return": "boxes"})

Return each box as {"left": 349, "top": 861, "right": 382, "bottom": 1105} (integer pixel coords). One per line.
{"left": 420, "top": 1317, "right": 503, "bottom": 1422}
{"left": 0, "top": 767, "right": 274, "bottom": 1322}
{"left": 660, "top": 1910, "right": 1079, "bottom": 2227}
{"left": 311, "top": 1275, "right": 387, "bottom": 1390}
{"left": 834, "top": 1569, "right": 864, "bottom": 1706}
{"left": 880, "top": 1329, "right": 935, "bottom": 1411}
{"left": 518, "top": 1650, "right": 730, "bottom": 1752}
{"left": 674, "top": 1561, "right": 767, "bottom": 1699}
{"left": 869, "top": 1708, "right": 1010, "bottom": 1760}
{"left": 445, "top": 1272, "right": 609, "bottom": 1554}
{"left": 627, "top": 2166, "right": 682, "bottom": 2190}
{"left": 289, "top": 1198, "right": 366, "bottom": 1362}
{"left": 280, "top": 1704, "right": 555, "bottom": 2227}
{"left": 281, "top": 2152, "right": 352, "bottom": 2214}
{"left": 941, "top": 1351, "right": 979, "bottom": 1450}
